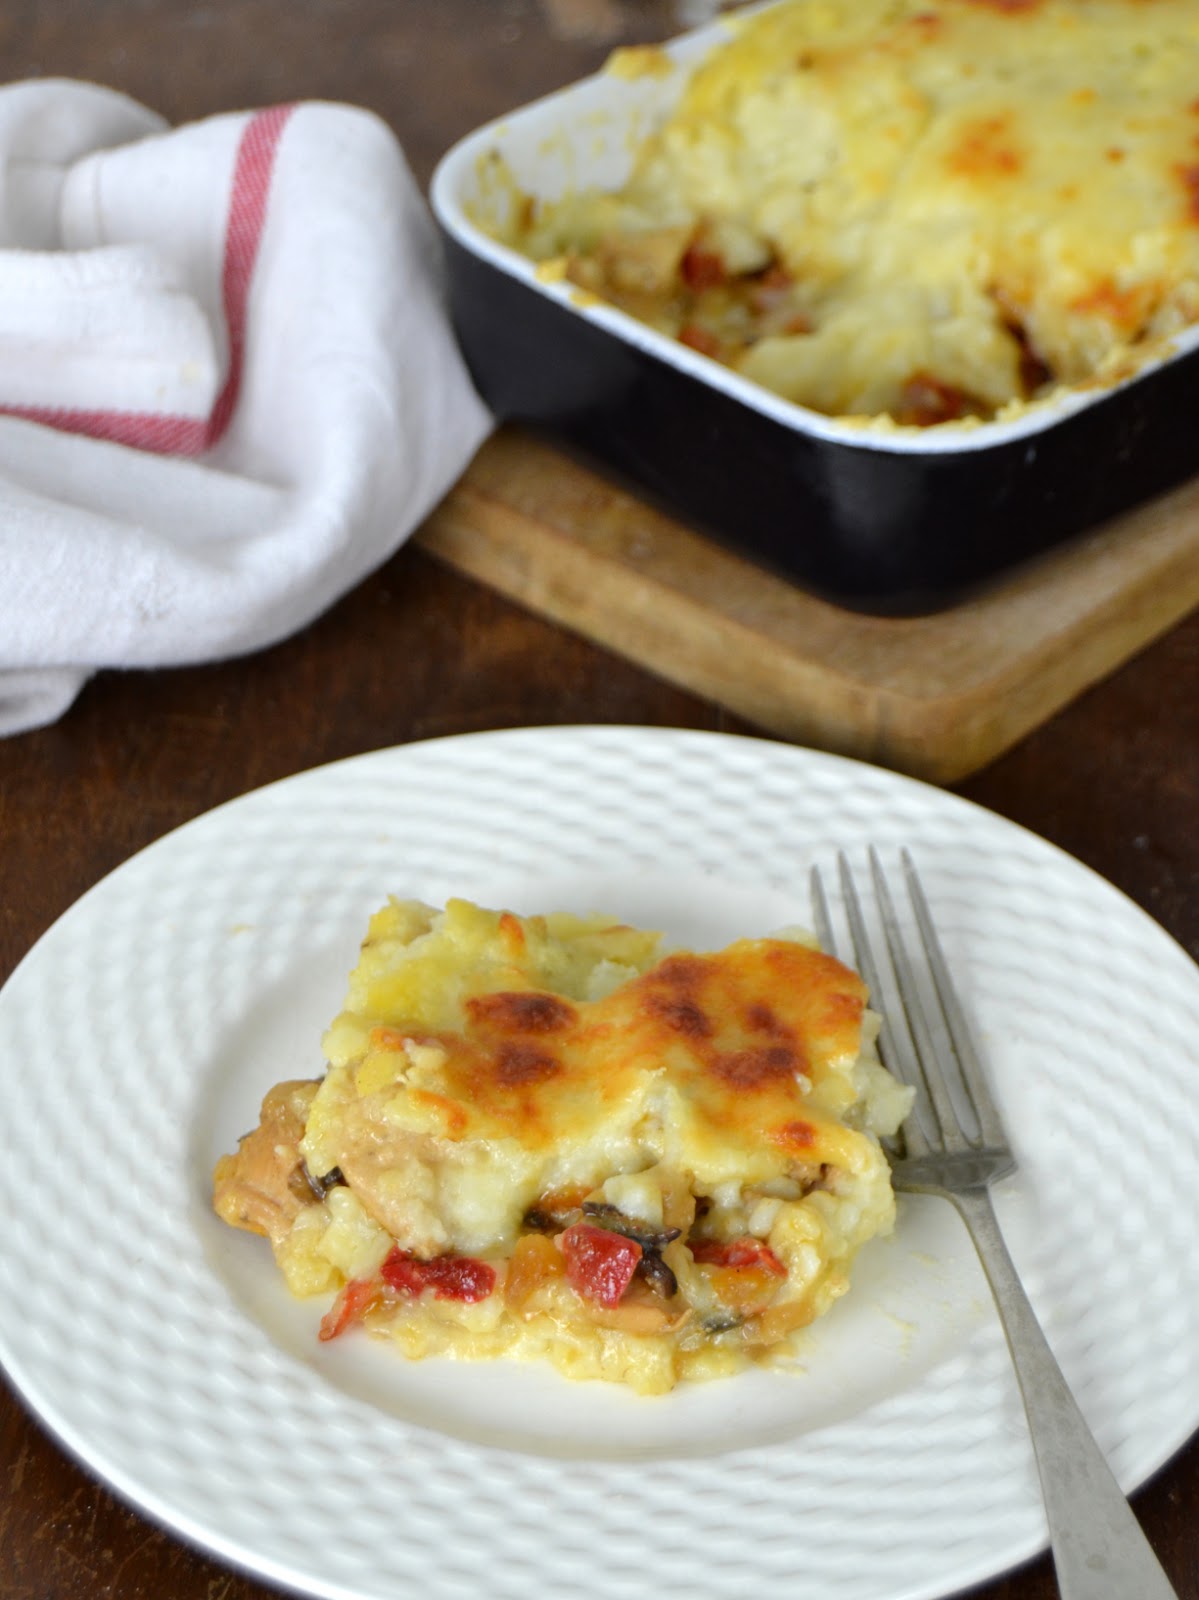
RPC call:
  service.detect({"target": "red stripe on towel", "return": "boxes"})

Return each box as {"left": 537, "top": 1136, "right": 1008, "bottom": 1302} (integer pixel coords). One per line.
{"left": 0, "top": 103, "right": 295, "bottom": 456}
{"left": 205, "top": 101, "right": 293, "bottom": 447}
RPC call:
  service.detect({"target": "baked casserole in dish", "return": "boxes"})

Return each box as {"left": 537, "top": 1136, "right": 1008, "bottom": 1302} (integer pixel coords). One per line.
{"left": 432, "top": 0, "right": 1199, "bottom": 612}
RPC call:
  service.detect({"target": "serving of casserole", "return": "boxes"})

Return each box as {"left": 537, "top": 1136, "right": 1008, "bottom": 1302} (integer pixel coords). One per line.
{"left": 213, "top": 896, "right": 913, "bottom": 1395}
{"left": 432, "top": 0, "right": 1199, "bottom": 611}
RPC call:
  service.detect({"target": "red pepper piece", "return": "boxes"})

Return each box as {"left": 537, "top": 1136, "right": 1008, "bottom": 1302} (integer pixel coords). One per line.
{"left": 318, "top": 1276, "right": 377, "bottom": 1341}
{"left": 678, "top": 322, "right": 722, "bottom": 358}
{"left": 689, "top": 1236, "right": 787, "bottom": 1276}
{"left": 416, "top": 1254, "right": 496, "bottom": 1303}
{"left": 895, "top": 371, "right": 974, "bottom": 427}
{"left": 379, "top": 1249, "right": 425, "bottom": 1295}
{"left": 560, "top": 1222, "right": 643, "bottom": 1307}
{"left": 681, "top": 244, "right": 727, "bottom": 290}
{"left": 381, "top": 1245, "right": 496, "bottom": 1303}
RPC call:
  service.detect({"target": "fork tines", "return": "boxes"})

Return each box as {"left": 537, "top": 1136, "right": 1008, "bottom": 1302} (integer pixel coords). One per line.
{"left": 810, "top": 848, "right": 1007, "bottom": 1162}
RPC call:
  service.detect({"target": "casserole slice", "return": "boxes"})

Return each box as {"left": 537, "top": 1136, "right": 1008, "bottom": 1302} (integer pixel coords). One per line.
{"left": 214, "top": 897, "right": 912, "bottom": 1393}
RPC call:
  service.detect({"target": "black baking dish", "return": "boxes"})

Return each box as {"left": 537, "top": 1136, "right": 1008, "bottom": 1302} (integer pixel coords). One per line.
{"left": 430, "top": 12, "right": 1199, "bottom": 616}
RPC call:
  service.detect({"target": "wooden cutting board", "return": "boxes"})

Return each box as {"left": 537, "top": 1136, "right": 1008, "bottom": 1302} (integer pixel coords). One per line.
{"left": 417, "top": 426, "right": 1199, "bottom": 783}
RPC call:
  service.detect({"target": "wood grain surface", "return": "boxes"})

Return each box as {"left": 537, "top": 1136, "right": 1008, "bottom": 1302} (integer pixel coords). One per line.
{"left": 0, "top": 5, "right": 1197, "bottom": 1600}
{"left": 422, "top": 426, "right": 1199, "bottom": 782}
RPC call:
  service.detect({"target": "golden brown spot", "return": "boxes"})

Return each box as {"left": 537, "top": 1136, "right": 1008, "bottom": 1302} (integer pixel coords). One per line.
{"left": 497, "top": 911, "right": 527, "bottom": 956}
{"left": 408, "top": 1089, "right": 469, "bottom": 1139}
{"left": 494, "top": 1042, "right": 563, "bottom": 1087}
{"left": 656, "top": 955, "right": 707, "bottom": 984}
{"left": 744, "top": 1001, "right": 788, "bottom": 1037}
{"left": 1106, "top": 146, "right": 1126, "bottom": 164}
{"left": 819, "top": 990, "right": 867, "bottom": 1032}
{"left": 640, "top": 956, "right": 714, "bottom": 1039}
{"left": 467, "top": 990, "right": 577, "bottom": 1034}
{"left": 710, "top": 1044, "right": 801, "bottom": 1090}
{"left": 961, "top": 0, "right": 1041, "bottom": 11}
{"left": 646, "top": 993, "right": 713, "bottom": 1039}
{"left": 772, "top": 1118, "right": 818, "bottom": 1151}
{"left": 1069, "top": 278, "right": 1152, "bottom": 330}
{"left": 946, "top": 113, "right": 1024, "bottom": 179}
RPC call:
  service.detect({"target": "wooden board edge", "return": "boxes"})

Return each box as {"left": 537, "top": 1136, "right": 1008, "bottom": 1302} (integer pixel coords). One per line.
{"left": 417, "top": 466, "right": 1199, "bottom": 784}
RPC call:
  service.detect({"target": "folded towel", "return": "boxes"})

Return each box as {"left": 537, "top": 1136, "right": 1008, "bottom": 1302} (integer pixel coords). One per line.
{"left": 0, "top": 81, "right": 492, "bottom": 736}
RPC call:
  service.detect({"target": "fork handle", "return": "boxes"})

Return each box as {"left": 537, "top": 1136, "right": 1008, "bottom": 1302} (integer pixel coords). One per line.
{"left": 952, "top": 1187, "right": 1180, "bottom": 1600}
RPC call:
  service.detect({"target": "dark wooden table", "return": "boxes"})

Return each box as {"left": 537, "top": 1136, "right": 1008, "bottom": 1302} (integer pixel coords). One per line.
{"left": 1, "top": 4, "right": 1197, "bottom": 1598}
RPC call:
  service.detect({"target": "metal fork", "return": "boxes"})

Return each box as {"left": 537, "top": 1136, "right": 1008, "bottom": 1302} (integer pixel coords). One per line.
{"left": 810, "top": 848, "right": 1180, "bottom": 1600}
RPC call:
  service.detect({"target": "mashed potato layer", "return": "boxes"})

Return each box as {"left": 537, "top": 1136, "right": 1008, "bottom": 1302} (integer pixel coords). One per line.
{"left": 214, "top": 898, "right": 912, "bottom": 1394}
{"left": 502, "top": 0, "right": 1199, "bottom": 425}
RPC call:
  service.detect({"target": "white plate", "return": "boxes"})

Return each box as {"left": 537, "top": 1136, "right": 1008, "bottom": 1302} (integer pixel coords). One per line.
{"left": 2, "top": 726, "right": 1197, "bottom": 1600}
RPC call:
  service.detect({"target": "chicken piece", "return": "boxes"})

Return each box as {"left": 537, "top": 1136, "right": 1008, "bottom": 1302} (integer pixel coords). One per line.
{"left": 212, "top": 1079, "right": 320, "bottom": 1244}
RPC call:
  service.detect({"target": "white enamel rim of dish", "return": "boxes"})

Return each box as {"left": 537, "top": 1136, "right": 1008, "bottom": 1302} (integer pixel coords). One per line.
{"left": 1, "top": 726, "right": 1198, "bottom": 1600}
{"left": 429, "top": 3, "right": 1199, "bottom": 459}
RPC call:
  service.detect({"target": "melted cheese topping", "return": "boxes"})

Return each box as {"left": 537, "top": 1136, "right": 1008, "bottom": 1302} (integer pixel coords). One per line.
{"left": 504, "top": 0, "right": 1199, "bottom": 425}
{"left": 215, "top": 898, "right": 912, "bottom": 1393}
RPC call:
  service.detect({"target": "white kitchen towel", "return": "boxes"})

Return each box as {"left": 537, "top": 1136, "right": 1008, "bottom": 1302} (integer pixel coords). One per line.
{"left": 0, "top": 81, "right": 493, "bottom": 736}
